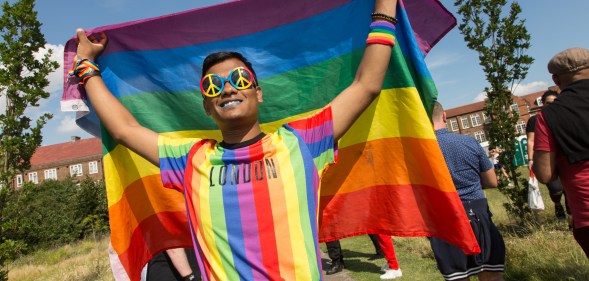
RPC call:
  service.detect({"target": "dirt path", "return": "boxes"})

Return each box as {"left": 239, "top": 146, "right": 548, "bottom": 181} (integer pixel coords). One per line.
{"left": 321, "top": 250, "right": 355, "bottom": 281}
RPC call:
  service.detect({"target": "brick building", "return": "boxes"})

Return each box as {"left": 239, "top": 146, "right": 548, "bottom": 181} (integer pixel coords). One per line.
{"left": 14, "top": 137, "right": 103, "bottom": 188}
{"left": 444, "top": 89, "right": 551, "bottom": 145}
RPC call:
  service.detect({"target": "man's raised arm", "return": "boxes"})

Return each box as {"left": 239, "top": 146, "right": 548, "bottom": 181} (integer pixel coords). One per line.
{"left": 330, "top": 0, "right": 398, "bottom": 142}
{"left": 73, "top": 29, "right": 160, "bottom": 166}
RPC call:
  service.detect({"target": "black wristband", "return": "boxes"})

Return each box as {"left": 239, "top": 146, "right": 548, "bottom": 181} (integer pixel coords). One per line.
{"left": 371, "top": 12, "right": 398, "bottom": 25}
{"left": 183, "top": 273, "right": 196, "bottom": 281}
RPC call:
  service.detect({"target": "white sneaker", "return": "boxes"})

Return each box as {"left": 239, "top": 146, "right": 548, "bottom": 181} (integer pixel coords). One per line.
{"left": 380, "top": 264, "right": 390, "bottom": 272}
{"left": 380, "top": 268, "right": 402, "bottom": 280}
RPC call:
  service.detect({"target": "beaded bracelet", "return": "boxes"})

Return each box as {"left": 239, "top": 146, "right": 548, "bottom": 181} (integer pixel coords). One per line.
{"left": 371, "top": 12, "right": 397, "bottom": 25}
{"left": 366, "top": 20, "right": 396, "bottom": 47}
{"left": 69, "top": 58, "right": 101, "bottom": 85}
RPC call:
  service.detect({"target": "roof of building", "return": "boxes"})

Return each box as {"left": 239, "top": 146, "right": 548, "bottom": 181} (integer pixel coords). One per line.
{"left": 445, "top": 89, "right": 548, "bottom": 118}
{"left": 445, "top": 100, "right": 485, "bottom": 118}
{"left": 30, "top": 138, "right": 102, "bottom": 167}
{"left": 519, "top": 91, "right": 545, "bottom": 110}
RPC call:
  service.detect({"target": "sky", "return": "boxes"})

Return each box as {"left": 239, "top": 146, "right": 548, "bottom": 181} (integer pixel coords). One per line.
{"left": 10, "top": 0, "right": 589, "bottom": 145}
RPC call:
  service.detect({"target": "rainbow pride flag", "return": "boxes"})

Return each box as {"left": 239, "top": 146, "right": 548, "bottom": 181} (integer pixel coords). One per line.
{"left": 62, "top": 0, "right": 479, "bottom": 280}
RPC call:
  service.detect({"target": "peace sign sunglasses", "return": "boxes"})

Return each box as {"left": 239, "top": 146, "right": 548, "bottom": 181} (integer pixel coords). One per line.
{"left": 199, "top": 67, "right": 256, "bottom": 98}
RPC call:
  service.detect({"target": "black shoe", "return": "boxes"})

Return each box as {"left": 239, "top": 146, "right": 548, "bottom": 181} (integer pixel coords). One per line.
{"left": 367, "top": 252, "right": 384, "bottom": 260}
{"left": 326, "top": 260, "right": 344, "bottom": 275}
{"left": 555, "top": 204, "right": 566, "bottom": 220}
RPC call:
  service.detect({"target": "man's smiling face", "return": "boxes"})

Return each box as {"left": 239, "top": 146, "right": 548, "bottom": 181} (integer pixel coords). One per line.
{"left": 202, "top": 58, "right": 263, "bottom": 129}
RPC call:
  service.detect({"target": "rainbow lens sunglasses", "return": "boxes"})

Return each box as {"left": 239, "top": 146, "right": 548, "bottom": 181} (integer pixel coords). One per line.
{"left": 199, "top": 67, "right": 256, "bottom": 98}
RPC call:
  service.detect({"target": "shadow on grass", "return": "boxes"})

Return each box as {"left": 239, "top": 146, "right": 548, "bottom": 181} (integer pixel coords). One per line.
{"left": 496, "top": 214, "right": 572, "bottom": 239}
{"left": 496, "top": 223, "right": 536, "bottom": 238}
{"left": 331, "top": 250, "right": 388, "bottom": 274}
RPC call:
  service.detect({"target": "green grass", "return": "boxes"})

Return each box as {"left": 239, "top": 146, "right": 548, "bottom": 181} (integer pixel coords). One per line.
{"left": 6, "top": 173, "right": 589, "bottom": 280}
{"left": 7, "top": 235, "right": 113, "bottom": 281}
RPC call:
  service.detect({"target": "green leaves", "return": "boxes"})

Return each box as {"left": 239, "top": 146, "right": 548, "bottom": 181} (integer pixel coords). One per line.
{"left": 1, "top": 178, "right": 109, "bottom": 260}
{"left": 0, "top": 0, "right": 58, "bottom": 189}
{"left": 455, "top": 0, "right": 535, "bottom": 224}
{"left": 0, "top": 1, "right": 59, "bottom": 276}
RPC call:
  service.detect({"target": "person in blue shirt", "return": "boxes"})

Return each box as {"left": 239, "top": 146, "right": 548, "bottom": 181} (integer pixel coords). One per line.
{"left": 430, "top": 102, "right": 506, "bottom": 281}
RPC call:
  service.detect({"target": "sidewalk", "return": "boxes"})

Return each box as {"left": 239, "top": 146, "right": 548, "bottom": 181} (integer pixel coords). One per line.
{"left": 321, "top": 250, "right": 355, "bottom": 281}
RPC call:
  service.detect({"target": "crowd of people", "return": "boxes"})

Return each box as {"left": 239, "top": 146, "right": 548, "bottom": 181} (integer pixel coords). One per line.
{"left": 69, "top": 0, "right": 589, "bottom": 277}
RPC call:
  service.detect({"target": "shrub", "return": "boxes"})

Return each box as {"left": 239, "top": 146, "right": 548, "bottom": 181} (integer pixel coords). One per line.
{"left": 74, "top": 178, "right": 109, "bottom": 236}
{"left": 1, "top": 177, "right": 109, "bottom": 259}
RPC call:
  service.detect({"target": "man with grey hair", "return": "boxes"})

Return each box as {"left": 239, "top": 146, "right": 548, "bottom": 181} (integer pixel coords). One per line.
{"left": 533, "top": 47, "right": 589, "bottom": 258}
{"left": 430, "top": 102, "right": 505, "bottom": 281}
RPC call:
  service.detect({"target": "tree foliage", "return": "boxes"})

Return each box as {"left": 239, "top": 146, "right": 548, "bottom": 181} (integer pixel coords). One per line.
{"left": 0, "top": 1, "right": 58, "bottom": 276}
{"left": 1, "top": 178, "right": 109, "bottom": 260}
{"left": 454, "top": 0, "right": 534, "bottom": 223}
{"left": 0, "top": 0, "right": 58, "bottom": 189}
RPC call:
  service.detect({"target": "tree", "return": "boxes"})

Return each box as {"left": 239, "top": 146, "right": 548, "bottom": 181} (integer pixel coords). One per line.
{"left": 0, "top": 0, "right": 58, "bottom": 278}
{"left": 0, "top": 0, "right": 58, "bottom": 189}
{"left": 454, "top": 0, "right": 534, "bottom": 223}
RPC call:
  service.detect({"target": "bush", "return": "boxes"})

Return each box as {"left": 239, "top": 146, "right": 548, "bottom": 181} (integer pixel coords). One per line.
{"left": 0, "top": 177, "right": 109, "bottom": 259}
{"left": 75, "top": 178, "right": 109, "bottom": 236}
{"left": 0, "top": 239, "right": 27, "bottom": 261}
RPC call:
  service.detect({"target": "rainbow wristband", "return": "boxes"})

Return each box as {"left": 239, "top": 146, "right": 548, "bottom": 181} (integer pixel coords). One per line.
{"left": 69, "top": 59, "right": 101, "bottom": 85}
{"left": 366, "top": 21, "right": 396, "bottom": 47}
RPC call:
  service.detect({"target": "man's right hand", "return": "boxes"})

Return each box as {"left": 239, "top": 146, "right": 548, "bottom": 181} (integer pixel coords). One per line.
{"left": 74, "top": 28, "right": 107, "bottom": 62}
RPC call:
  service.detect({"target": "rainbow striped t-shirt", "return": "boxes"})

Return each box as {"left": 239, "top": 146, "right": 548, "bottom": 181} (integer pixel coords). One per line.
{"left": 158, "top": 106, "right": 336, "bottom": 281}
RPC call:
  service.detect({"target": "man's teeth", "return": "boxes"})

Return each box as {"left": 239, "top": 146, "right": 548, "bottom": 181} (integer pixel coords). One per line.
{"left": 221, "top": 100, "right": 242, "bottom": 108}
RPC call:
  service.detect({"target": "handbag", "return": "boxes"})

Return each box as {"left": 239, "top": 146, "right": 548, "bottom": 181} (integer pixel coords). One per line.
{"left": 528, "top": 171, "right": 545, "bottom": 210}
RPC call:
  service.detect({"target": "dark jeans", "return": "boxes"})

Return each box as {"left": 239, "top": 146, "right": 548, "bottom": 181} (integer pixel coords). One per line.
{"left": 369, "top": 234, "right": 384, "bottom": 254}
{"left": 573, "top": 226, "right": 589, "bottom": 259}
{"left": 326, "top": 240, "right": 343, "bottom": 262}
{"left": 147, "top": 248, "right": 201, "bottom": 281}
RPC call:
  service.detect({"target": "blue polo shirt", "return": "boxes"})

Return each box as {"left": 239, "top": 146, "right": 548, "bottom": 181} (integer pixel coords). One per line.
{"left": 435, "top": 129, "right": 493, "bottom": 200}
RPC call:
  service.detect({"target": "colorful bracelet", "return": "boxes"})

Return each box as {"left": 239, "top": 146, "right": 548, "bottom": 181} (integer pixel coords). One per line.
{"left": 366, "top": 21, "right": 396, "bottom": 47}
{"left": 371, "top": 12, "right": 398, "bottom": 25}
{"left": 69, "top": 58, "right": 101, "bottom": 85}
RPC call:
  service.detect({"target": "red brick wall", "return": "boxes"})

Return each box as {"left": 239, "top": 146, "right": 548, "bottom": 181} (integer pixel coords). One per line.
{"left": 14, "top": 156, "right": 104, "bottom": 188}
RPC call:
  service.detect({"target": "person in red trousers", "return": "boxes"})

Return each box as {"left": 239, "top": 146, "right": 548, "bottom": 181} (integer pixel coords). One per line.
{"left": 376, "top": 234, "right": 402, "bottom": 279}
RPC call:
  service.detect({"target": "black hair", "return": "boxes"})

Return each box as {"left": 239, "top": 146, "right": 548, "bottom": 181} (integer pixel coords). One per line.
{"left": 201, "top": 51, "right": 258, "bottom": 84}
{"left": 541, "top": 90, "right": 558, "bottom": 103}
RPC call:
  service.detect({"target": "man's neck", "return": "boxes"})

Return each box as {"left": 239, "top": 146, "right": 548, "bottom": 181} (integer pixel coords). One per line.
{"left": 220, "top": 122, "right": 263, "bottom": 144}
{"left": 433, "top": 122, "right": 446, "bottom": 131}
{"left": 560, "top": 70, "right": 589, "bottom": 89}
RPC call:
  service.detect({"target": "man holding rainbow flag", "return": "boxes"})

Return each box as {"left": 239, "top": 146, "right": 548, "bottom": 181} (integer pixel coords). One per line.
{"left": 69, "top": 1, "right": 398, "bottom": 280}
{"left": 63, "top": 0, "right": 485, "bottom": 280}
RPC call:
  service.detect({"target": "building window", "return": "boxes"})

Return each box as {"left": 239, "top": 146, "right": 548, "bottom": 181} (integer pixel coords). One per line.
{"left": 474, "top": 131, "right": 487, "bottom": 143}
{"left": 536, "top": 97, "right": 543, "bottom": 106}
{"left": 89, "top": 161, "right": 98, "bottom": 174}
{"left": 44, "top": 169, "right": 57, "bottom": 180}
{"left": 516, "top": 120, "right": 526, "bottom": 135}
{"left": 449, "top": 119, "right": 459, "bottom": 131}
{"left": 510, "top": 103, "right": 520, "bottom": 113}
{"left": 470, "top": 114, "right": 482, "bottom": 127}
{"left": 482, "top": 112, "right": 492, "bottom": 124}
{"left": 28, "top": 172, "right": 38, "bottom": 184}
{"left": 70, "top": 164, "right": 83, "bottom": 177}
{"left": 460, "top": 116, "right": 470, "bottom": 129}
{"left": 16, "top": 174, "right": 23, "bottom": 188}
